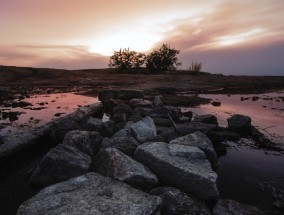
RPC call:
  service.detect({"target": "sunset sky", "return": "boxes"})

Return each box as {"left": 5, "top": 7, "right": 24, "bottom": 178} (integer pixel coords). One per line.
{"left": 0, "top": 0, "right": 283, "bottom": 75}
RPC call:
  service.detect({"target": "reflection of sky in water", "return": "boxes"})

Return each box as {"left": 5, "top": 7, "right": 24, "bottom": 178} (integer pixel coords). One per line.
{"left": 0, "top": 93, "right": 98, "bottom": 135}
{"left": 184, "top": 92, "right": 284, "bottom": 144}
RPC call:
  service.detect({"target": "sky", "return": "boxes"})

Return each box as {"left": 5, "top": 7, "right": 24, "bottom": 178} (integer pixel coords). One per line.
{"left": 0, "top": 0, "right": 283, "bottom": 75}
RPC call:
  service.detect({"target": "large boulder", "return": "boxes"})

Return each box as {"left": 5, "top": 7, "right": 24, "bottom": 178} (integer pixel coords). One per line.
{"left": 227, "top": 114, "right": 251, "bottom": 132}
{"left": 63, "top": 130, "right": 103, "bottom": 156}
{"left": 150, "top": 187, "right": 211, "bottom": 215}
{"left": 130, "top": 116, "right": 157, "bottom": 143}
{"left": 169, "top": 131, "right": 218, "bottom": 169}
{"left": 99, "top": 90, "right": 144, "bottom": 102}
{"left": 193, "top": 114, "right": 218, "bottom": 125}
{"left": 176, "top": 122, "right": 217, "bottom": 135}
{"left": 101, "top": 136, "right": 140, "bottom": 157}
{"left": 93, "top": 148, "right": 158, "bottom": 189}
{"left": 18, "top": 172, "right": 161, "bottom": 215}
{"left": 30, "top": 144, "right": 91, "bottom": 186}
{"left": 213, "top": 199, "right": 264, "bottom": 215}
{"left": 134, "top": 142, "right": 218, "bottom": 199}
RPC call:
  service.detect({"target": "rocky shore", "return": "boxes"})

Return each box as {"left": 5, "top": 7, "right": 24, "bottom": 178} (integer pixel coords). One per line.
{"left": 1, "top": 89, "right": 282, "bottom": 214}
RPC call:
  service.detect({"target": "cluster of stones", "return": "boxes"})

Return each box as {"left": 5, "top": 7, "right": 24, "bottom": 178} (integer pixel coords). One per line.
{"left": 17, "top": 90, "right": 263, "bottom": 215}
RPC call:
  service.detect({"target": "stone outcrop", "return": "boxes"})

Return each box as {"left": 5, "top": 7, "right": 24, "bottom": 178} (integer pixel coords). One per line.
{"left": 18, "top": 172, "right": 161, "bottom": 215}
{"left": 93, "top": 148, "right": 158, "bottom": 189}
{"left": 134, "top": 142, "right": 219, "bottom": 199}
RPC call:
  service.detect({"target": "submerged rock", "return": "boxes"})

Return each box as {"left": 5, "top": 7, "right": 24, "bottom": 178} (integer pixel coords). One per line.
{"left": 169, "top": 131, "right": 218, "bottom": 169}
{"left": 93, "top": 148, "right": 158, "bottom": 189}
{"left": 150, "top": 187, "right": 211, "bottom": 215}
{"left": 213, "top": 199, "right": 264, "bottom": 215}
{"left": 130, "top": 116, "right": 157, "bottom": 143}
{"left": 30, "top": 144, "right": 91, "bottom": 186}
{"left": 134, "top": 142, "right": 218, "bottom": 199}
{"left": 18, "top": 172, "right": 161, "bottom": 215}
{"left": 227, "top": 114, "right": 251, "bottom": 132}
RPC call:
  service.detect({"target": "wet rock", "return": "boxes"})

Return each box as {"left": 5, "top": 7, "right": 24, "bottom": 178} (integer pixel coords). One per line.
{"left": 207, "top": 128, "right": 240, "bottom": 143}
{"left": 93, "top": 148, "right": 158, "bottom": 189}
{"left": 153, "top": 96, "right": 164, "bottom": 108}
{"left": 150, "top": 187, "right": 211, "bottom": 215}
{"left": 54, "top": 112, "right": 65, "bottom": 117}
{"left": 130, "top": 116, "right": 157, "bottom": 143}
{"left": 135, "top": 142, "right": 219, "bottom": 199}
{"left": 227, "top": 114, "right": 251, "bottom": 132}
{"left": 99, "top": 89, "right": 144, "bottom": 102}
{"left": 129, "top": 98, "right": 152, "bottom": 108}
{"left": 212, "top": 101, "right": 221, "bottom": 106}
{"left": 62, "top": 130, "right": 103, "bottom": 156}
{"left": 176, "top": 122, "right": 217, "bottom": 135}
{"left": 2, "top": 111, "right": 23, "bottom": 121}
{"left": 160, "top": 127, "right": 180, "bottom": 143}
{"left": 30, "top": 144, "right": 91, "bottom": 186}
{"left": 98, "top": 120, "right": 114, "bottom": 137}
{"left": 83, "top": 117, "right": 103, "bottom": 131}
{"left": 213, "top": 199, "right": 264, "bottom": 215}
{"left": 169, "top": 131, "right": 218, "bottom": 169}
{"left": 18, "top": 172, "right": 161, "bottom": 215}
{"left": 101, "top": 136, "right": 140, "bottom": 156}
{"left": 193, "top": 114, "right": 218, "bottom": 125}
{"left": 113, "top": 103, "right": 133, "bottom": 116}
{"left": 11, "top": 101, "right": 32, "bottom": 108}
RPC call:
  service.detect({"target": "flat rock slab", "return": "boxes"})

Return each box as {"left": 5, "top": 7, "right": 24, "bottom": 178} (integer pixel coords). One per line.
{"left": 93, "top": 148, "right": 158, "bottom": 189}
{"left": 134, "top": 142, "right": 218, "bottom": 199}
{"left": 213, "top": 199, "right": 264, "bottom": 215}
{"left": 169, "top": 131, "right": 218, "bottom": 168}
{"left": 130, "top": 116, "right": 157, "bottom": 143}
{"left": 30, "top": 144, "right": 91, "bottom": 186}
{"left": 18, "top": 172, "right": 161, "bottom": 215}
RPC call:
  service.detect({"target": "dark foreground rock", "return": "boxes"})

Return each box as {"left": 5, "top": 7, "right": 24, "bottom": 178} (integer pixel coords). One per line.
{"left": 135, "top": 142, "right": 218, "bottom": 199}
{"left": 93, "top": 148, "right": 158, "bottom": 189}
{"left": 193, "top": 114, "right": 218, "bottom": 125}
{"left": 150, "top": 187, "right": 211, "bottom": 215}
{"left": 63, "top": 130, "right": 103, "bottom": 156}
{"left": 130, "top": 116, "right": 157, "bottom": 143}
{"left": 30, "top": 144, "right": 91, "bottom": 186}
{"left": 169, "top": 131, "right": 218, "bottom": 169}
{"left": 18, "top": 172, "right": 161, "bottom": 215}
{"left": 213, "top": 199, "right": 264, "bottom": 215}
{"left": 227, "top": 114, "right": 251, "bottom": 132}
{"left": 176, "top": 122, "right": 217, "bottom": 135}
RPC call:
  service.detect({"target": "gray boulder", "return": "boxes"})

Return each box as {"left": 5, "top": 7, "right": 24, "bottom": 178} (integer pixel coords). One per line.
{"left": 153, "top": 96, "right": 164, "bottom": 108}
{"left": 160, "top": 127, "right": 180, "bottom": 143}
{"left": 213, "top": 199, "right": 264, "bottom": 215}
{"left": 193, "top": 114, "right": 218, "bottom": 125}
{"left": 130, "top": 116, "right": 157, "bottom": 143}
{"left": 101, "top": 136, "right": 140, "bottom": 156}
{"left": 83, "top": 117, "right": 103, "bottom": 131}
{"left": 150, "top": 187, "right": 211, "bottom": 215}
{"left": 93, "top": 148, "right": 158, "bottom": 189}
{"left": 169, "top": 131, "right": 218, "bottom": 169}
{"left": 63, "top": 130, "right": 103, "bottom": 156}
{"left": 18, "top": 172, "right": 161, "bottom": 215}
{"left": 227, "top": 114, "right": 251, "bottom": 132}
{"left": 176, "top": 122, "right": 217, "bottom": 135}
{"left": 30, "top": 144, "right": 91, "bottom": 186}
{"left": 135, "top": 142, "right": 218, "bottom": 199}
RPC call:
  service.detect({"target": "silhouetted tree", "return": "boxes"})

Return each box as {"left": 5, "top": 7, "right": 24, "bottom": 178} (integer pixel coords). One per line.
{"left": 109, "top": 48, "right": 146, "bottom": 70}
{"left": 146, "top": 44, "right": 181, "bottom": 72}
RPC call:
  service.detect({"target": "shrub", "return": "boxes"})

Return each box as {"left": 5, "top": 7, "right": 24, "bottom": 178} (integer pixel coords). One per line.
{"left": 188, "top": 61, "right": 202, "bottom": 73}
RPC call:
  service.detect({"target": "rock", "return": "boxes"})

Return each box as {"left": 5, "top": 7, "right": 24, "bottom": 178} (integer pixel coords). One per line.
{"left": 213, "top": 199, "right": 264, "bottom": 215}
{"left": 113, "top": 104, "right": 133, "bottom": 115}
{"left": 134, "top": 142, "right": 219, "bottom": 199}
{"left": 101, "top": 136, "right": 140, "bottom": 156}
{"left": 227, "top": 114, "right": 251, "bottom": 132}
{"left": 169, "top": 131, "right": 218, "bottom": 169}
{"left": 150, "top": 106, "right": 181, "bottom": 121}
{"left": 153, "top": 96, "right": 164, "bottom": 107}
{"left": 193, "top": 114, "right": 218, "bottom": 125}
{"left": 130, "top": 116, "right": 157, "bottom": 143}
{"left": 99, "top": 90, "right": 144, "bottom": 102}
{"left": 176, "top": 122, "right": 217, "bottom": 135}
{"left": 133, "top": 107, "right": 154, "bottom": 118}
{"left": 83, "top": 117, "right": 103, "bottom": 131}
{"left": 129, "top": 99, "right": 152, "bottom": 108}
{"left": 102, "top": 99, "right": 124, "bottom": 115}
{"left": 112, "top": 121, "right": 134, "bottom": 138}
{"left": 160, "top": 127, "right": 180, "bottom": 143}
{"left": 178, "top": 116, "right": 191, "bottom": 123}
{"left": 11, "top": 101, "right": 32, "bottom": 108}
{"left": 93, "top": 148, "right": 158, "bottom": 189}
{"left": 30, "top": 144, "right": 91, "bottom": 186}
{"left": 18, "top": 172, "right": 161, "bottom": 215}
{"left": 62, "top": 130, "right": 103, "bottom": 156}
{"left": 182, "top": 111, "right": 193, "bottom": 119}
{"left": 150, "top": 187, "right": 211, "bottom": 215}
{"left": 207, "top": 128, "right": 240, "bottom": 144}
{"left": 212, "top": 101, "right": 221, "bottom": 106}
{"left": 98, "top": 120, "right": 114, "bottom": 137}
{"left": 113, "top": 113, "right": 127, "bottom": 124}
{"left": 153, "top": 118, "right": 172, "bottom": 126}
